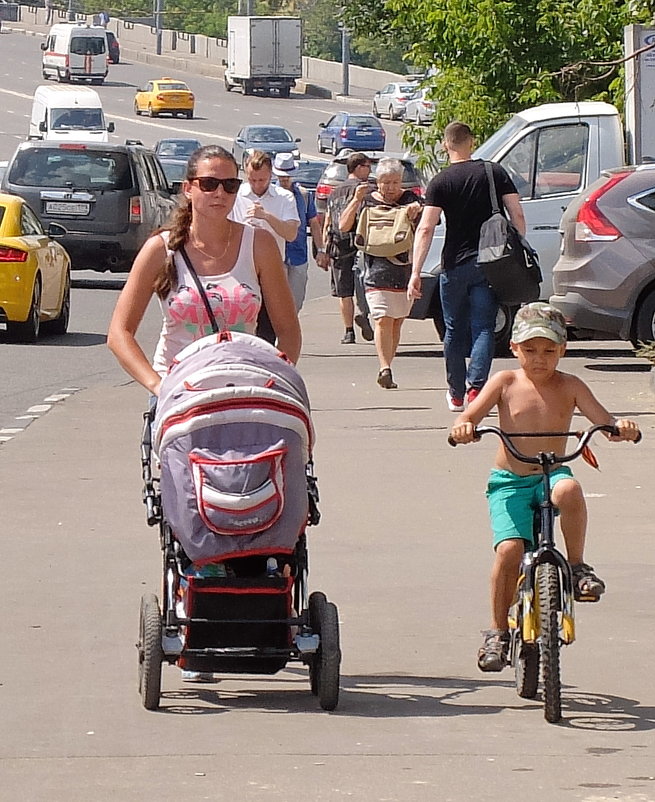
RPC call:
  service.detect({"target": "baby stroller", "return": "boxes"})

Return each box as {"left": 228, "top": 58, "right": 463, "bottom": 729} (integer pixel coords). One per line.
{"left": 137, "top": 331, "right": 341, "bottom": 711}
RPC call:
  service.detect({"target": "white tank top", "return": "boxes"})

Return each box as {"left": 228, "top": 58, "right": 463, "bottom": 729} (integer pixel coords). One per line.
{"left": 152, "top": 226, "right": 261, "bottom": 375}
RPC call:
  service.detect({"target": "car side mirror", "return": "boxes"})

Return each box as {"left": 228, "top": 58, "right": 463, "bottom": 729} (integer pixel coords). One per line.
{"left": 47, "top": 222, "right": 68, "bottom": 237}
{"left": 170, "top": 180, "right": 182, "bottom": 194}
{"left": 295, "top": 137, "right": 301, "bottom": 142}
{"left": 40, "top": 42, "right": 48, "bottom": 51}
{"left": 39, "top": 121, "right": 47, "bottom": 133}
{"left": 318, "top": 122, "right": 326, "bottom": 129}
{"left": 222, "top": 59, "right": 227, "bottom": 67}
{"left": 107, "top": 122, "right": 115, "bottom": 132}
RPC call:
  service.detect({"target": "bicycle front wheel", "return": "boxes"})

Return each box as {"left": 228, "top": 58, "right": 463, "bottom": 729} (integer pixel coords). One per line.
{"left": 537, "top": 562, "right": 562, "bottom": 723}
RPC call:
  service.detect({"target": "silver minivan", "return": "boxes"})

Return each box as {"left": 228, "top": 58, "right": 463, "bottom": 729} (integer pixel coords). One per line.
{"left": 1, "top": 141, "right": 176, "bottom": 272}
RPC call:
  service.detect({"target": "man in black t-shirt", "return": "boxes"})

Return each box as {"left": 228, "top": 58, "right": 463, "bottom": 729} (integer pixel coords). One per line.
{"left": 408, "top": 121, "right": 525, "bottom": 412}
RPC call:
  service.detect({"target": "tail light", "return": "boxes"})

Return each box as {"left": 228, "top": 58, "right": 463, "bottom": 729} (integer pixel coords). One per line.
{"left": 410, "top": 185, "right": 424, "bottom": 198}
{"left": 0, "top": 246, "right": 28, "bottom": 263}
{"left": 575, "top": 172, "right": 629, "bottom": 241}
{"left": 60, "top": 143, "right": 87, "bottom": 150}
{"left": 189, "top": 94, "right": 195, "bottom": 101}
{"left": 130, "top": 197, "right": 142, "bottom": 223}
{"left": 315, "top": 183, "right": 333, "bottom": 201}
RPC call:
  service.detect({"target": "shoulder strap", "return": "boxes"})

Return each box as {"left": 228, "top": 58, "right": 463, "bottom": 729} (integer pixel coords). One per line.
{"left": 484, "top": 161, "right": 501, "bottom": 216}
{"left": 178, "top": 244, "right": 219, "bottom": 334}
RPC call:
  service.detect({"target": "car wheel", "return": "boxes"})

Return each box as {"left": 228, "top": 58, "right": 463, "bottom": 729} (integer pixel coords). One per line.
{"left": 44, "top": 272, "right": 70, "bottom": 336}
{"left": 148, "top": 104, "right": 157, "bottom": 118}
{"left": 134, "top": 100, "right": 140, "bottom": 116}
{"left": 388, "top": 105, "right": 396, "bottom": 120}
{"left": 186, "top": 111, "right": 193, "bottom": 119}
{"left": 634, "top": 289, "right": 655, "bottom": 343}
{"left": 330, "top": 139, "right": 338, "bottom": 156}
{"left": 224, "top": 76, "right": 232, "bottom": 92}
{"left": 494, "top": 304, "right": 516, "bottom": 357}
{"left": 317, "top": 137, "right": 324, "bottom": 154}
{"left": 13, "top": 278, "right": 42, "bottom": 343}
{"left": 372, "top": 101, "right": 380, "bottom": 118}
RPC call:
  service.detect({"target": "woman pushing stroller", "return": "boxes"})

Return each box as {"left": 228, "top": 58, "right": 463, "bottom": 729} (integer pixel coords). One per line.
{"left": 108, "top": 144, "right": 301, "bottom": 390}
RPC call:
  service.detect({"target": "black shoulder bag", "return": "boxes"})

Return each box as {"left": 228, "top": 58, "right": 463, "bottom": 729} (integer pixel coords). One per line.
{"left": 178, "top": 244, "right": 219, "bottom": 333}
{"left": 477, "top": 161, "right": 542, "bottom": 306}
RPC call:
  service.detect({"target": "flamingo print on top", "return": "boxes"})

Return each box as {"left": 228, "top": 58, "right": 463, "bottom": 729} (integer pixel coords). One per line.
{"left": 152, "top": 226, "right": 262, "bottom": 375}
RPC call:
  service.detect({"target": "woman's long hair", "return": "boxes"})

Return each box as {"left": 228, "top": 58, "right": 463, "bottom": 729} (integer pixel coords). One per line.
{"left": 153, "top": 145, "right": 239, "bottom": 298}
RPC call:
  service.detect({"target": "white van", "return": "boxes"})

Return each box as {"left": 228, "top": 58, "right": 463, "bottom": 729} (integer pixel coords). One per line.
{"left": 41, "top": 23, "right": 109, "bottom": 85}
{"left": 28, "top": 85, "right": 115, "bottom": 143}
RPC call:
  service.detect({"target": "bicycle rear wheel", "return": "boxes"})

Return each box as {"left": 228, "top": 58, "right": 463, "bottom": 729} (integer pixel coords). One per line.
{"left": 537, "top": 562, "right": 562, "bottom": 723}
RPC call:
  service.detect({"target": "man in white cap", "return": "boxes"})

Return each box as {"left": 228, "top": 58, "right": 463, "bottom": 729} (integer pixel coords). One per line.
{"left": 273, "top": 152, "right": 329, "bottom": 311}
{"left": 230, "top": 150, "right": 300, "bottom": 343}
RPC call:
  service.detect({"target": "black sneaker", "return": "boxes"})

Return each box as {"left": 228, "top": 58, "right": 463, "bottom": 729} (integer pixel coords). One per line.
{"left": 477, "top": 629, "right": 509, "bottom": 672}
{"left": 340, "top": 330, "right": 355, "bottom": 344}
{"left": 354, "top": 313, "right": 374, "bottom": 342}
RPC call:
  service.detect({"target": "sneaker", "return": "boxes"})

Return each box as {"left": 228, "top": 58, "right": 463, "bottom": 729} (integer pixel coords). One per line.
{"left": 571, "top": 562, "right": 606, "bottom": 602}
{"left": 377, "top": 368, "right": 397, "bottom": 389}
{"left": 467, "top": 387, "right": 481, "bottom": 405}
{"left": 477, "top": 629, "right": 510, "bottom": 672}
{"left": 340, "top": 329, "right": 356, "bottom": 344}
{"left": 181, "top": 670, "right": 215, "bottom": 682}
{"left": 445, "top": 389, "right": 465, "bottom": 412}
{"left": 354, "top": 313, "right": 374, "bottom": 342}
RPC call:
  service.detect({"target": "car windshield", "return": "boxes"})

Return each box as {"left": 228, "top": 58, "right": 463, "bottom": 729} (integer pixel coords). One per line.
{"left": 161, "top": 161, "right": 187, "bottom": 182}
{"left": 0, "top": 206, "right": 5, "bottom": 228}
{"left": 294, "top": 161, "right": 327, "bottom": 186}
{"left": 159, "top": 83, "right": 189, "bottom": 92}
{"left": 249, "top": 127, "right": 292, "bottom": 143}
{"left": 399, "top": 85, "right": 416, "bottom": 93}
{"left": 157, "top": 140, "right": 200, "bottom": 157}
{"left": 8, "top": 149, "right": 132, "bottom": 190}
{"left": 473, "top": 114, "right": 528, "bottom": 161}
{"left": 70, "top": 36, "right": 106, "bottom": 56}
{"left": 51, "top": 108, "right": 104, "bottom": 130}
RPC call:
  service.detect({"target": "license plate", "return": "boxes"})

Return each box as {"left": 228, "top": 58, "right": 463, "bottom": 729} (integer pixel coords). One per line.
{"left": 46, "top": 201, "right": 90, "bottom": 215}
{"left": 356, "top": 131, "right": 370, "bottom": 136}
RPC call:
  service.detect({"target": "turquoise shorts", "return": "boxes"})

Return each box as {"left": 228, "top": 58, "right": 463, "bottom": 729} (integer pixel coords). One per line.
{"left": 486, "top": 466, "right": 574, "bottom": 549}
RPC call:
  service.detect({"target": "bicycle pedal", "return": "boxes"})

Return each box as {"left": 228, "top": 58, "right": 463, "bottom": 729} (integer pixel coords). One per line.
{"left": 575, "top": 593, "right": 601, "bottom": 603}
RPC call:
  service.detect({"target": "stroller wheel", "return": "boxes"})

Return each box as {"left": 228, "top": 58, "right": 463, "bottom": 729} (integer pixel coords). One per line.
{"left": 138, "top": 593, "right": 163, "bottom": 710}
{"left": 309, "top": 593, "right": 341, "bottom": 711}
{"left": 308, "top": 592, "right": 327, "bottom": 696}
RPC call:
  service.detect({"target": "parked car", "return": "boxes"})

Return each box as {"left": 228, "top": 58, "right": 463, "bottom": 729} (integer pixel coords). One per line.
{"left": 134, "top": 78, "right": 195, "bottom": 119}
{"left": 314, "top": 150, "right": 424, "bottom": 220}
{"left": 317, "top": 113, "right": 385, "bottom": 156}
{"left": 404, "top": 89, "right": 436, "bottom": 125}
{"left": 106, "top": 30, "right": 120, "bottom": 64}
{"left": 159, "top": 156, "right": 188, "bottom": 194}
{"left": 550, "top": 164, "right": 655, "bottom": 344}
{"left": 372, "top": 82, "right": 418, "bottom": 120}
{"left": 0, "top": 192, "right": 71, "bottom": 341}
{"left": 1, "top": 140, "right": 176, "bottom": 272}
{"left": 232, "top": 125, "right": 300, "bottom": 169}
{"left": 154, "top": 138, "right": 202, "bottom": 158}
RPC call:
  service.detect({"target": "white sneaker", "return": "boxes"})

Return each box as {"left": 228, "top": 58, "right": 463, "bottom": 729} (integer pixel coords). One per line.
{"left": 181, "top": 670, "right": 215, "bottom": 682}
{"left": 445, "top": 390, "right": 465, "bottom": 412}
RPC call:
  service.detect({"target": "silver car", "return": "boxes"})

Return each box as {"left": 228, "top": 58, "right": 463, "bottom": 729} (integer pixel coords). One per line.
{"left": 404, "top": 89, "right": 436, "bottom": 125}
{"left": 550, "top": 164, "right": 655, "bottom": 344}
{"left": 372, "top": 82, "right": 418, "bottom": 121}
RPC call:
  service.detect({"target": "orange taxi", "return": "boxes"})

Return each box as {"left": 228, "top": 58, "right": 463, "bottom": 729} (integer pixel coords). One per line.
{"left": 134, "top": 78, "right": 195, "bottom": 119}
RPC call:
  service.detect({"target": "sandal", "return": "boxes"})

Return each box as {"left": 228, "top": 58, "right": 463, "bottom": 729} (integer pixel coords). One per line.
{"left": 571, "top": 562, "right": 606, "bottom": 602}
{"left": 477, "top": 629, "right": 509, "bottom": 672}
{"left": 377, "top": 368, "right": 397, "bottom": 389}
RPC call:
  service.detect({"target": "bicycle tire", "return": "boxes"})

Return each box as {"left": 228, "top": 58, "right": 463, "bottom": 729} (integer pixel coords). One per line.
{"left": 537, "top": 563, "right": 562, "bottom": 723}
{"left": 515, "top": 637, "right": 539, "bottom": 699}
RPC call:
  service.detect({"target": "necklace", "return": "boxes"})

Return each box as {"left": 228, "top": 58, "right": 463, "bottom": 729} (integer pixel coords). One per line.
{"left": 190, "top": 223, "right": 233, "bottom": 262}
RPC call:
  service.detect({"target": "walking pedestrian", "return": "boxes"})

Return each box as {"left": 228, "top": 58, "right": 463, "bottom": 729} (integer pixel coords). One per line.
{"left": 45, "top": 0, "right": 55, "bottom": 26}
{"left": 408, "top": 121, "right": 525, "bottom": 411}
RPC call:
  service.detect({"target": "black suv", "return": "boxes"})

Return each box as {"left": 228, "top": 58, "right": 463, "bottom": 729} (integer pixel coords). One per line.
{"left": 1, "top": 141, "right": 176, "bottom": 272}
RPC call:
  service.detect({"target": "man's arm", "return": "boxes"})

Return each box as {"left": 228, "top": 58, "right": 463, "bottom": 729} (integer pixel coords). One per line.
{"left": 308, "top": 216, "right": 329, "bottom": 270}
{"left": 407, "top": 205, "right": 441, "bottom": 299}
{"left": 254, "top": 207, "right": 299, "bottom": 242}
{"left": 502, "top": 193, "right": 526, "bottom": 237}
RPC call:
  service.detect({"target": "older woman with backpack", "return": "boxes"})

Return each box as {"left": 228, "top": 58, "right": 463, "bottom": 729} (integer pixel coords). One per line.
{"left": 339, "top": 158, "right": 422, "bottom": 389}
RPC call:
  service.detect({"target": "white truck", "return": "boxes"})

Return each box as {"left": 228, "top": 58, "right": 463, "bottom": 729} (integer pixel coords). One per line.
{"left": 223, "top": 16, "right": 302, "bottom": 98}
{"left": 28, "top": 85, "right": 115, "bottom": 143}
{"left": 409, "top": 101, "right": 627, "bottom": 350}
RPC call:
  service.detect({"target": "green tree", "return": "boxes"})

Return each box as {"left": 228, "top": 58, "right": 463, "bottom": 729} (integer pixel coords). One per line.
{"left": 341, "top": 0, "right": 655, "bottom": 164}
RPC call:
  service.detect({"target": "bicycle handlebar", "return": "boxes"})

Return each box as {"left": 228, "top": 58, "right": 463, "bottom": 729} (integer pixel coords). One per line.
{"left": 448, "top": 423, "right": 641, "bottom": 465}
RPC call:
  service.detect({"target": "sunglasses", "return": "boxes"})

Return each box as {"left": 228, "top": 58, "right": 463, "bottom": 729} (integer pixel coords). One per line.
{"left": 190, "top": 176, "right": 242, "bottom": 194}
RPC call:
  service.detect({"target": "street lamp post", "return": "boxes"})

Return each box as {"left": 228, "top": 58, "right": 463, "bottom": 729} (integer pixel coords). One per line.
{"left": 154, "top": 0, "right": 163, "bottom": 55}
{"left": 341, "top": 24, "right": 350, "bottom": 96}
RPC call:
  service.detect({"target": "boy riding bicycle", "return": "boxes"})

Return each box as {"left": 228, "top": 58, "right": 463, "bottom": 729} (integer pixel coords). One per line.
{"left": 449, "top": 302, "right": 640, "bottom": 672}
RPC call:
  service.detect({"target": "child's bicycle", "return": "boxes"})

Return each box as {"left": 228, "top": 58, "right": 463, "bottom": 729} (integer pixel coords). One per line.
{"left": 450, "top": 423, "right": 640, "bottom": 723}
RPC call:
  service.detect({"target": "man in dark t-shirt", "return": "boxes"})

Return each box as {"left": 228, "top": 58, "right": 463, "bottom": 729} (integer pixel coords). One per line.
{"left": 409, "top": 121, "right": 525, "bottom": 411}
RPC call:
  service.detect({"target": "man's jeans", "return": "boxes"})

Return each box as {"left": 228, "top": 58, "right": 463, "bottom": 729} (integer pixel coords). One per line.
{"left": 439, "top": 257, "right": 498, "bottom": 399}
{"left": 284, "top": 262, "right": 308, "bottom": 312}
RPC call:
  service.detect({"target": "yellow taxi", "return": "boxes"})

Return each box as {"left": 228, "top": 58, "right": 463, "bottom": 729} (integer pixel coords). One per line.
{"left": 134, "top": 78, "right": 195, "bottom": 119}
{"left": 0, "top": 193, "right": 71, "bottom": 342}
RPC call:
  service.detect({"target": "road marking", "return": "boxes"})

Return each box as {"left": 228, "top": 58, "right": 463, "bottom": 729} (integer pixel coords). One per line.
{"left": 0, "top": 388, "right": 81, "bottom": 445}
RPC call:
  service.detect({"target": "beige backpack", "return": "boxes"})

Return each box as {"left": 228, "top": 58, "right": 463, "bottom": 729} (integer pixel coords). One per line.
{"left": 354, "top": 204, "right": 414, "bottom": 258}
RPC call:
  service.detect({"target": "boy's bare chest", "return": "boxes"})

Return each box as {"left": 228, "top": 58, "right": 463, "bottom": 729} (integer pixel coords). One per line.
{"left": 503, "top": 383, "right": 574, "bottom": 429}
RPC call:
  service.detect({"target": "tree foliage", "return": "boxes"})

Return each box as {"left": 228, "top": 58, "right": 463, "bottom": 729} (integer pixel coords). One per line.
{"left": 341, "top": 0, "right": 655, "bottom": 164}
